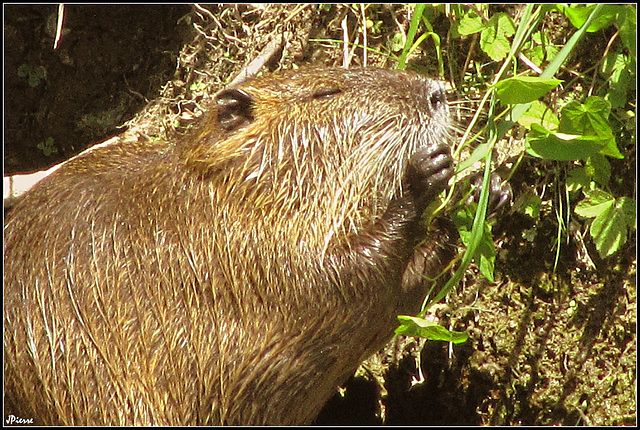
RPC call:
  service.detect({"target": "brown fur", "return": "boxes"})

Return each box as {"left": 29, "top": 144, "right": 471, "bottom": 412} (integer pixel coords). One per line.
{"left": 4, "top": 67, "right": 454, "bottom": 425}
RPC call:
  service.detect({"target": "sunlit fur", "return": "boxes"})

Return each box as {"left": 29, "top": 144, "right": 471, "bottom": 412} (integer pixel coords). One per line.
{"left": 4, "top": 67, "right": 453, "bottom": 425}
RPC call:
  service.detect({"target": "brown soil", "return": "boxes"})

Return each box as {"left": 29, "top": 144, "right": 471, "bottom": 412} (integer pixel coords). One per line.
{"left": 4, "top": 4, "right": 190, "bottom": 174}
{"left": 3, "top": 4, "right": 635, "bottom": 426}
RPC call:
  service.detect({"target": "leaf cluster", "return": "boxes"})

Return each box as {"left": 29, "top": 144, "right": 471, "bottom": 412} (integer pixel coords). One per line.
{"left": 396, "top": 3, "right": 636, "bottom": 343}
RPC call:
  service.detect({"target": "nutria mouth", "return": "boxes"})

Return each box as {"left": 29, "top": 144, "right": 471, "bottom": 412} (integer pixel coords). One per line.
{"left": 4, "top": 66, "right": 454, "bottom": 425}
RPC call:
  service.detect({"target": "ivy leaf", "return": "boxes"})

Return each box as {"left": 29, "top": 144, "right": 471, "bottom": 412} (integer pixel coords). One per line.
{"left": 528, "top": 31, "right": 560, "bottom": 67}
{"left": 560, "top": 97, "right": 611, "bottom": 134}
{"left": 559, "top": 97, "right": 623, "bottom": 159}
{"left": 528, "top": 97, "right": 624, "bottom": 161}
{"left": 601, "top": 52, "right": 633, "bottom": 108}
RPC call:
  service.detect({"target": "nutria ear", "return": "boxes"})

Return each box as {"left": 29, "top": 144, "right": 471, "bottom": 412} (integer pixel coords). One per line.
{"left": 216, "top": 89, "right": 254, "bottom": 132}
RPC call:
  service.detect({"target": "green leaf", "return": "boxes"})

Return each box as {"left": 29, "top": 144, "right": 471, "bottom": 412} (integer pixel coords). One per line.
{"left": 575, "top": 189, "right": 615, "bottom": 218}
{"left": 566, "top": 167, "right": 590, "bottom": 192}
{"left": 556, "top": 4, "right": 620, "bottom": 32}
{"left": 620, "top": 197, "right": 637, "bottom": 230}
{"left": 36, "top": 137, "right": 58, "bottom": 156}
{"left": 559, "top": 97, "right": 623, "bottom": 159}
{"left": 391, "top": 32, "right": 405, "bottom": 52}
{"left": 526, "top": 125, "right": 605, "bottom": 161}
{"left": 601, "top": 52, "right": 633, "bottom": 109}
{"left": 495, "top": 76, "right": 563, "bottom": 105}
{"left": 520, "top": 192, "right": 542, "bottom": 219}
{"left": 396, "top": 315, "right": 469, "bottom": 344}
{"left": 458, "top": 229, "right": 495, "bottom": 283}
{"left": 480, "top": 13, "right": 516, "bottom": 61}
{"left": 453, "top": 206, "right": 496, "bottom": 283}
{"left": 590, "top": 197, "right": 636, "bottom": 258}
{"left": 601, "top": 51, "right": 627, "bottom": 79}
{"left": 457, "top": 11, "right": 484, "bottom": 35}
{"left": 457, "top": 142, "right": 493, "bottom": 173}
{"left": 451, "top": 205, "right": 473, "bottom": 231}
{"left": 574, "top": 190, "right": 635, "bottom": 258}
{"left": 618, "top": 6, "right": 636, "bottom": 55}
{"left": 528, "top": 31, "right": 560, "bottom": 67}
{"left": 585, "top": 154, "right": 611, "bottom": 187}
{"left": 559, "top": 97, "right": 611, "bottom": 134}
{"left": 517, "top": 100, "right": 559, "bottom": 130}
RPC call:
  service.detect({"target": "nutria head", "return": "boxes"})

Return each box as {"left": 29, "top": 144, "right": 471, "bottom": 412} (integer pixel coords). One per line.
{"left": 187, "top": 67, "right": 451, "bottom": 254}
{"left": 4, "top": 66, "right": 453, "bottom": 425}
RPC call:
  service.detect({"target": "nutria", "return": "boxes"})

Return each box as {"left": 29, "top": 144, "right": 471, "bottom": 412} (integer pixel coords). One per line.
{"left": 4, "top": 66, "right": 455, "bottom": 425}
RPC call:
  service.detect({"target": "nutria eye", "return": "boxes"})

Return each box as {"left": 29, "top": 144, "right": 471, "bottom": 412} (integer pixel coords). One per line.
{"left": 216, "top": 89, "right": 254, "bottom": 132}
{"left": 313, "top": 87, "right": 342, "bottom": 99}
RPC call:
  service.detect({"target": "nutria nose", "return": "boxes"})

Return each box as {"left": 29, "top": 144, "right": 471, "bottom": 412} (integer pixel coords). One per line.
{"left": 406, "top": 76, "right": 447, "bottom": 115}
{"left": 429, "top": 88, "right": 447, "bottom": 110}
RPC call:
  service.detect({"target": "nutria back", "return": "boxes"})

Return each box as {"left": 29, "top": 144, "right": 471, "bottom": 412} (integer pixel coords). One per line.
{"left": 4, "top": 66, "right": 454, "bottom": 425}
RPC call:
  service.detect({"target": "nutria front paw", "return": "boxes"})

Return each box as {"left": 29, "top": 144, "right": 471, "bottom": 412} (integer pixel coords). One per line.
{"left": 405, "top": 144, "right": 454, "bottom": 213}
{"left": 467, "top": 171, "right": 513, "bottom": 219}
